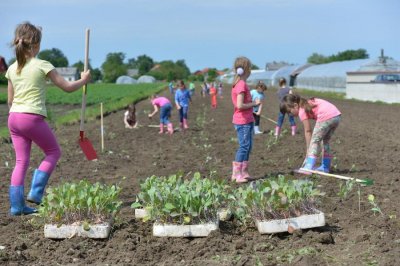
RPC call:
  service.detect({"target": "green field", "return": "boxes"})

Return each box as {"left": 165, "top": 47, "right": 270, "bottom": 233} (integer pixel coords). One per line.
{"left": 0, "top": 83, "right": 166, "bottom": 139}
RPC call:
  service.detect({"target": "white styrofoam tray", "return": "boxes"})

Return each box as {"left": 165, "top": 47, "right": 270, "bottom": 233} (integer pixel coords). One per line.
{"left": 153, "top": 221, "right": 218, "bottom": 237}
{"left": 255, "top": 210, "right": 325, "bottom": 234}
{"left": 44, "top": 223, "right": 111, "bottom": 239}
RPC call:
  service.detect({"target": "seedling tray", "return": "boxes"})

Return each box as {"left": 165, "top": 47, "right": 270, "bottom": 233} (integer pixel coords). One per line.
{"left": 255, "top": 210, "right": 325, "bottom": 234}
{"left": 134, "top": 208, "right": 148, "bottom": 219}
{"left": 153, "top": 221, "right": 219, "bottom": 237}
{"left": 44, "top": 222, "right": 112, "bottom": 239}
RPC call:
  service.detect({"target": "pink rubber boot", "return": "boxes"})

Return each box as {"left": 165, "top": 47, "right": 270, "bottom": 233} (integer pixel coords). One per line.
{"left": 291, "top": 125, "right": 297, "bottom": 136}
{"left": 167, "top": 123, "right": 174, "bottom": 135}
{"left": 183, "top": 118, "right": 189, "bottom": 129}
{"left": 274, "top": 126, "right": 281, "bottom": 138}
{"left": 159, "top": 124, "right": 164, "bottom": 134}
{"left": 231, "top": 162, "right": 242, "bottom": 181}
{"left": 241, "top": 161, "right": 251, "bottom": 180}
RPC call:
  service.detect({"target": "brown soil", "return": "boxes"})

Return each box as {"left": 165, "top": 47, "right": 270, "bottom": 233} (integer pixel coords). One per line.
{"left": 0, "top": 87, "right": 399, "bottom": 265}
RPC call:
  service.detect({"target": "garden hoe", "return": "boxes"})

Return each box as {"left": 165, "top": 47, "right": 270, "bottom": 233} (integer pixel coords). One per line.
{"left": 260, "top": 115, "right": 277, "bottom": 125}
{"left": 297, "top": 168, "right": 374, "bottom": 186}
{"left": 78, "top": 29, "right": 97, "bottom": 161}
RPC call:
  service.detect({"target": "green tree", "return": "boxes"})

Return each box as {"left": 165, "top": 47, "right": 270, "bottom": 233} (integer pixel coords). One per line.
{"left": 38, "top": 48, "right": 69, "bottom": 67}
{"left": 307, "top": 53, "right": 328, "bottom": 64}
{"left": 147, "top": 59, "right": 191, "bottom": 81}
{"left": 136, "top": 54, "right": 154, "bottom": 75}
{"left": 91, "top": 68, "right": 103, "bottom": 82}
{"left": 308, "top": 49, "right": 369, "bottom": 64}
{"left": 126, "top": 58, "right": 137, "bottom": 68}
{"left": 207, "top": 68, "right": 218, "bottom": 82}
{"left": 72, "top": 61, "right": 102, "bottom": 82}
{"left": 251, "top": 64, "right": 260, "bottom": 70}
{"left": 333, "top": 49, "right": 369, "bottom": 61}
{"left": 101, "top": 52, "right": 127, "bottom": 83}
{"left": 175, "top": 60, "right": 191, "bottom": 77}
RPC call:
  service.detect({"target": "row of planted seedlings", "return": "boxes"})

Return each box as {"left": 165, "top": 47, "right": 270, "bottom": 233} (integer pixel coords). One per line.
{"left": 32, "top": 172, "right": 325, "bottom": 239}
{"left": 132, "top": 172, "right": 326, "bottom": 237}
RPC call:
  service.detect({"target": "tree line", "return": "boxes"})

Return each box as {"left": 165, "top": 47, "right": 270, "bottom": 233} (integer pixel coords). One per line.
{"left": 1, "top": 48, "right": 370, "bottom": 84}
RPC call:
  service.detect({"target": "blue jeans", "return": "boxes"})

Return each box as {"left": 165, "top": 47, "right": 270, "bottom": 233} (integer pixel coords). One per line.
{"left": 234, "top": 122, "right": 254, "bottom": 162}
{"left": 179, "top": 106, "right": 189, "bottom": 122}
{"left": 277, "top": 112, "right": 296, "bottom": 127}
{"left": 160, "top": 103, "right": 172, "bottom": 124}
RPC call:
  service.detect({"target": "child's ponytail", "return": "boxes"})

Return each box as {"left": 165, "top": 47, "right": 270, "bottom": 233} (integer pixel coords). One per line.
{"left": 12, "top": 22, "right": 42, "bottom": 75}
{"left": 232, "top": 56, "right": 251, "bottom": 87}
{"left": 15, "top": 39, "right": 27, "bottom": 75}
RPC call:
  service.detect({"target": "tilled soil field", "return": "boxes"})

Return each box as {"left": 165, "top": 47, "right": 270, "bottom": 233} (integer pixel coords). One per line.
{"left": 0, "top": 86, "right": 399, "bottom": 265}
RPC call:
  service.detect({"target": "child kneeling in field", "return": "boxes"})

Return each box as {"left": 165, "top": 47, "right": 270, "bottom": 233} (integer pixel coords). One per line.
{"left": 280, "top": 94, "right": 341, "bottom": 173}
{"left": 124, "top": 103, "right": 138, "bottom": 129}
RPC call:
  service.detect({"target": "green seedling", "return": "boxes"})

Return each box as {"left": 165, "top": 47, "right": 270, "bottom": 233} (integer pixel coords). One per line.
{"left": 230, "top": 175, "right": 324, "bottom": 224}
{"left": 337, "top": 179, "right": 356, "bottom": 199}
{"left": 368, "top": 194, "right": 383, "bottom": 215}
{"left": 37, "top": 179, "right": 122, "bottom": 225}
{"left": 131, "top": 172, "right": 231, "bottom": 224}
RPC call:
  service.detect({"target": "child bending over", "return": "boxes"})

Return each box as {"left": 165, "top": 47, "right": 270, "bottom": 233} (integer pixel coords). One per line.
{"left": 280, "top": 93, "right": 341, "bottom": 173}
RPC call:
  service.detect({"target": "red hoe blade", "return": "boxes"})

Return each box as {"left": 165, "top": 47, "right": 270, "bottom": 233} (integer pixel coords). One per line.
{"left": 78, "top": 28, "right": 97, "bottom": 161}
{"left": 79, "top": 131, "right": 97, "bottom": 161}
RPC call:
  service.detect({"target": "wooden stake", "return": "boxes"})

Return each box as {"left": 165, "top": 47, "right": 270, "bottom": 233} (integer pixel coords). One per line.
{"left": 100, "top": 102, "right": 104, "bottom": 152}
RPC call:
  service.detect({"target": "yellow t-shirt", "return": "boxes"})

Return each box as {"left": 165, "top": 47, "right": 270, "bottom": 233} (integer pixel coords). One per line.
{"left": 5, "top": 58, "right": 55, "bottom": 117}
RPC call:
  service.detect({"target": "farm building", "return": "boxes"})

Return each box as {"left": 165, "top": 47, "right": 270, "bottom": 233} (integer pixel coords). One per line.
{"left": 55, "top": 67, "right": 79, "bottom": 81}
{"left": 346, "top": 53, "right": 400, "bottom": 103}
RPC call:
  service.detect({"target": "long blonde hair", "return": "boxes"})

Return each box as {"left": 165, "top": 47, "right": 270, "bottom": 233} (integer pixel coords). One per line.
{"left": 232, "top": 56, "right": 252, "bottom": 87}
{"left": 12, "top": 22, "right": 42, "bottom": 74}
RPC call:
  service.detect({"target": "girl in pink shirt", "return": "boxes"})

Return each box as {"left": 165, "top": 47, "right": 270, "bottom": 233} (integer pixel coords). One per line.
{"left": 230, "top": 57, "right": 260, "bottom": 183}
{"left": 280, "top": 94, "right": 341, "bottom": 173}
{"left": 148, "top": 95, "right": 174, "bottom": 134}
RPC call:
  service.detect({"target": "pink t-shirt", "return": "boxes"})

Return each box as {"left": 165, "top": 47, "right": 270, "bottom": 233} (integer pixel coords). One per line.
{"left": 231, "top": 80, "right": 255, "bottom": 125}
{"left": 299, "top": 98, "right": 341, "bottom": 122}
{"left": 151, "top": 97, "right": 170, "bottom": 107}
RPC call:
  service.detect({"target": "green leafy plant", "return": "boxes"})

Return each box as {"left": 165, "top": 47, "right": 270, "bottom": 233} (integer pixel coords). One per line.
{"left": 230, "top": 175, "right": 324, "bottom": 224}
{"left": 131, "top": 172, "right": 230, "bottom": 224}
{"left": 37, "top": 179, "right": 122, "bottom": 225}
{"left": 337, "top": 179, "right": 356, "bottom": 199}
{"left": 367, "top": 194, "right": 383, "bottom": 216}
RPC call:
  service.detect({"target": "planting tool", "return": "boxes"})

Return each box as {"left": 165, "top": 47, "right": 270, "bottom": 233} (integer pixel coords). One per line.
{"left": 297, "top": 168, "right": 374, "bottom": 186}
{"left": 78, "top": 28, "right": 97, "bottom": 161}
{"left": 260, "top": 115, "right": 277, "bottom": 124}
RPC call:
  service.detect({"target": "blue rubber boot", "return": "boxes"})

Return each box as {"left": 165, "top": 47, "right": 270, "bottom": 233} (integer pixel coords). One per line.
{"left": 27, "top": 169, "right": 50, "bottom": 205}
{"left": 297, "top": 157, "right": 317, "bottom": 175}
{"left": 10, "top": 186, "right": 37, "bottom": 216}
{"left": 315, "top": 157, "right": 332, "bottom": 173}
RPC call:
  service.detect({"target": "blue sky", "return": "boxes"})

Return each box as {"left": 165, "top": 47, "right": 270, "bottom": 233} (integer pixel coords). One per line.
{"left": 1, "top": 0, "right": 399, "bottom": 72}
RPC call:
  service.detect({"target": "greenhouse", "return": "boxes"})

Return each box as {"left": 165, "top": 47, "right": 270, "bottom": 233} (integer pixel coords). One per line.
{"left": 247, "top": 70, "right": 275, "bottom": 86}
{"left": 295, "top": 59, "right": 371, "bottom": 92}
{"left": 115, "top": 75, "right": 137, "bottom": 84}
{"left": 137, "top": 75, "right": 156, "bottom": 83}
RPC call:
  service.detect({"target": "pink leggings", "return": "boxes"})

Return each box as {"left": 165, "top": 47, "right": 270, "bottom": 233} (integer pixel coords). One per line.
{"left": 8, "top": 113, "right": 61, "bottom": 186}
